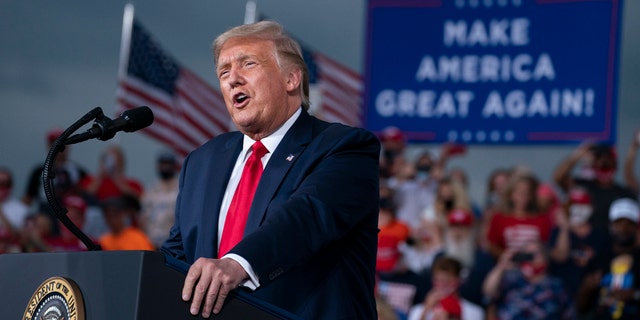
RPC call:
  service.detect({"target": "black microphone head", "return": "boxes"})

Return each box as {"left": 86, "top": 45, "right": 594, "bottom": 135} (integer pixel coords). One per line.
{"left": 121, "top": 106, "right": 154, "bottom": 132}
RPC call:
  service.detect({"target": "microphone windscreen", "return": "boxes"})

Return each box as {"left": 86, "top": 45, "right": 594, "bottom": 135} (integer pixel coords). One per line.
{"left": 122, "top": 106, "right": 154, "bottom": 132}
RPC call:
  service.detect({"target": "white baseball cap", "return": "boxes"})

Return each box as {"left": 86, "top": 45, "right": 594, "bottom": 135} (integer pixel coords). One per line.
{"left": 609, "top": 198, "right": 640, "bottom": 223}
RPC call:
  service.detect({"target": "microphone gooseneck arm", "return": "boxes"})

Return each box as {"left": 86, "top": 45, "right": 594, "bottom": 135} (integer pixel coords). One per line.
{"left": 43, "top": 107, "right": 103, "bottom": 251}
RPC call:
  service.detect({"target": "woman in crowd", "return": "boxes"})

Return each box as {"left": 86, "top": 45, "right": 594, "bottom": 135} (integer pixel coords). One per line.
{"left": 485, "top": 173, "right": 553, "bottom": 259}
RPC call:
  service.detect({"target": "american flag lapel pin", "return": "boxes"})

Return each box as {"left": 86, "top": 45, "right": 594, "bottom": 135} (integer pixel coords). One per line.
{"left": 286, "top": 154, "right": 295, "bottom": 162}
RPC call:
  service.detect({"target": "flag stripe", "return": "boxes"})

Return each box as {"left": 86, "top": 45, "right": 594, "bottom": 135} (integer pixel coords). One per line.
{"left": 116, "top": 93, "right": 201, "bottom": 154}
{"left": 321, "top": 93, "right": 361, "bottom": 125}
{"left": 118, "top": 99, "right": 194, "bottom": 156}
{"left": 312, "top": 52, "right": 363, "bottom": 127}
{"left": 178, "top": 70, "right": 229, "bottom": 129}
{"left": 118, "top": 79, "right": 205, "bottom": 148}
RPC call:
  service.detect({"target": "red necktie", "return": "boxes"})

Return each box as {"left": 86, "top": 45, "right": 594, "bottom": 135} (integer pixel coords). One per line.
{"left": 218, "top": 140, "right": 269, "bottom": 257}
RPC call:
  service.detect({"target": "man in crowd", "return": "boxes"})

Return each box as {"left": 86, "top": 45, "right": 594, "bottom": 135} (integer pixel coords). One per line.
{"left": 554, "top": 143, "right": 637, "bottom": 234}
{"left": 577, "top": 198, "right": 640, "bottom": 319}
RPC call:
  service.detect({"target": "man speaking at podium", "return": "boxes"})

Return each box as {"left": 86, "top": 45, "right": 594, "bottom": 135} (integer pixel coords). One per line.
{"left": 161, "top": 20, "right": 380, "bottom": 319}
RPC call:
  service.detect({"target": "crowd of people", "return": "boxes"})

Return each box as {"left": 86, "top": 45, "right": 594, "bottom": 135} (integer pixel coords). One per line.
{"left": 0, "top": 128, "right": 179, "bottom": 254}
{"left": 375, "top": 127, "right": 640, "bottom": 320}
{"left": 2, "top": 125, "right": 640, "bottom": 319}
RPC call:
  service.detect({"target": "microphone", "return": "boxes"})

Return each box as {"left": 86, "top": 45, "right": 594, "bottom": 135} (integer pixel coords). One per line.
{"left": 65, "top": 106, "right": 154, "bottom": 145}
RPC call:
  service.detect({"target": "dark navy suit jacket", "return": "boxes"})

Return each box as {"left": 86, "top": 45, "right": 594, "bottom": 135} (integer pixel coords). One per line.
{"left": 161, "top": 110, "right": 380, "bottom": 319}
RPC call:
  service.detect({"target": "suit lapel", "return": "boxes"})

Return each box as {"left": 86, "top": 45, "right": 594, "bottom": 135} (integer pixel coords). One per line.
{"left": 244, "top": 110, "right": 314, "bottom": 233}
{"left": 199, "top": 134, "right": 243, "bottom": 258}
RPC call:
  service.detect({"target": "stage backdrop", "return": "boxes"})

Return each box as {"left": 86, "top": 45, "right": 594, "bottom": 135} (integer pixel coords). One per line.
{"left": 364, "top": 0, "right": 623, "bottom": 145}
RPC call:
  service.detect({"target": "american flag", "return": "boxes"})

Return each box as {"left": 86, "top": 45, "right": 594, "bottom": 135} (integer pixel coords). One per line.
{"left": 301, "top": 42, "right": 364, "bottom": 128}
{"left": 116, "top": 19, "right": 230, "bottom": 158}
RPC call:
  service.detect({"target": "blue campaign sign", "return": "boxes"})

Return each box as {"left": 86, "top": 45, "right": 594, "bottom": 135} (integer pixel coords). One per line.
{"left": 364, "top": 0, "right": 623, "bottom": 144}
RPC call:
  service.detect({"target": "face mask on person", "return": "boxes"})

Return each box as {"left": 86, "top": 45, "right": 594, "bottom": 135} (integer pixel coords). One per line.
{"left": 610, "top": 232, "right": 637, "bottom": 248}
{"left": 594, "top": 167, "right": 615, "bottom": 183}
{"left": 443, "top": 199, "right": 455, "bottom": 211}
{"left": 416, "top": 164, "right": 431, "bottom": 174}
{"left": 569, "top": 204, "right": 593, "bottom": 226}
{"left": 159, "top": 169, "right": 176, "bottom": 181}
{"left": 520, "top": 261, "right": 546, "bottom": 279}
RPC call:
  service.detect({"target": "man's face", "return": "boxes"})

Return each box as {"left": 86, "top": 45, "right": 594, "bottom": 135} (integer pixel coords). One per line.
{"left": 216, "top": 37, "right": 299, "bottom": 140}
{"left": 593, "top": 155, "right": 616, "bottom": 184}
{"left": 610, "top": 218, "right": 637, "bottom": 247}
{"left": 431, "top": 270, "right": 459, "bottom": 296}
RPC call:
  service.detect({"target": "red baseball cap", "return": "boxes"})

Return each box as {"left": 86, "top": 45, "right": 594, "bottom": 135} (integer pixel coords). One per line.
{"left": 380, "top": 126, "right": 405, "bottom": 143}
{"left": 47, "top": 128, "right": 64, "bottom": 144}
{"left": 63, "top": 195, "right": 87, "bottom": 214}
{"left": 447, "top": 209, "right": 473, "bottom": 226}
{"left": 568, "top": 188, "right": 591, "bottom": 205}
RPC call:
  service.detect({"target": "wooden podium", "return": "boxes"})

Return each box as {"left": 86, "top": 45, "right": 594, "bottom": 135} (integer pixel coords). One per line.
{"left": 0, "top": 250, "right": 301, "bottom": 319}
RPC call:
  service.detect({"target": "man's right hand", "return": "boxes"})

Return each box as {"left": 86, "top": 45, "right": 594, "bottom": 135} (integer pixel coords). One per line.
{"left": 182, "top": 257, "right": 249, "bottom": 318}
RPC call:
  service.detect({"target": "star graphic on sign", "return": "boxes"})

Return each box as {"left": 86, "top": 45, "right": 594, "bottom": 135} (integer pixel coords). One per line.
{"left": 286, "top": 154, "right": 295, "bottom": 161}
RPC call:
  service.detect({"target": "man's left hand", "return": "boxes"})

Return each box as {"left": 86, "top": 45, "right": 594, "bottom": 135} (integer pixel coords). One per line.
{"left": 182, "top": 257, "right": 248, "bottom": 317}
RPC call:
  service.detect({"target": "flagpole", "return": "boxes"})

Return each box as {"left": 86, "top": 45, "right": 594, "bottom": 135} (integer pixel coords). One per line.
{"left": 244, "top": 1, "right": 257, "bottom": 24}
{"left": 118, "top": 3, "right": 135, "bottom": 79}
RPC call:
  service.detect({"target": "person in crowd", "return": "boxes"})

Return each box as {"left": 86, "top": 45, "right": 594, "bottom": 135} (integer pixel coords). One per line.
{"left": 140, "top": 150, "right": 180, "bottom": 248}
{"left": 379, "top": 126, "right": 407, "bottom": 179}
{"left": 0, "top": 206, "right": 20, "bottom": 253}
{"left": 19, "top": 213, "right": 53, "bottom": 253}
{"left": 485, "top": 173, "right": 553, "bottom": 259}
{"left": 377, "top": 188, "right": 440, "bottom": 319}
{"left": 554, "top": 142, "right": 636, "bottom": 234}
{"left": 160, "top": 20, "right": 380, "bottom": 319}
{"left": 22, "top": 128, "right": 87, "bottom": 215}
{"left": 548, "top": 187, "right": 608, "bottom": 298}
{"left": 479, "top": 167, "right": 511, "bottom": 251}
{"left": 623, "top": 129, "right": 640, "bottom": 195}
{"left": 484, "top": 168, "right": 511, "bottom": 214}
{"left": 483, "top": 239, "right": 574, "bottom": 319}
{"left": 448, "top": 165, "right": 483, "bottom": 219}
{"left": 408, "top": 256, "right": 484, "bottom": 320}
{"left": 78, "top": 145, "right": 144, "bottom": 239}
{"left": 377, "top": 231, "right": 430, "bottom": 319}
{"left": 387, "top": 155, "right": 433, "bottom": 229}
{"left": 576, "top": 198, "right": 640, "bottom": 319}
{"left": 0, "top": 167, "right": 29, "bottom": 252}
{"left": 79, "top": 144, "right": 144, "bottom": 204}
{"left": 378, "top": 190, "right": 411, "bottom": 273}
{"left": 46, "top": 194, "right": 91, "bottom": 251}
{"left": 98, "top": 195, "right": 154, "bottom": 251}
{"left": 422, "top": 177, "right": 472, "bottom": 246}
{"left": 401, "top": 224, "right": 445, "bottom": 277}
{"left": 537, "top": 182, "right": 561, "bottom": 218}
{"left": 442, "top": 208, "right": 477, "bottom": 271}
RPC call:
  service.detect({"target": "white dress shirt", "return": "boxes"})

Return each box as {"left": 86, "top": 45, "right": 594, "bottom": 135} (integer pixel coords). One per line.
{"left": 218, "top": 107, "right": 302, "bottom": 289}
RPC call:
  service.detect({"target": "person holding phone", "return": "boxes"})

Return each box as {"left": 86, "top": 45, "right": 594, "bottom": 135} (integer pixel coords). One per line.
{"left": 554, "top": 142, "right": 636, "bottom": 235}
{"left": 482, "top": 240, "right": 574, "bottom": 319}
{"left": 79, "top": 145, "right": 144, "bottom": 203}
{"left": 548, "top": 187, "right": 608, "bottom": 299}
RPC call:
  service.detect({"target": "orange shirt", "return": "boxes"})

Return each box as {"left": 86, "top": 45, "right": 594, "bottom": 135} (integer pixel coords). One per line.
{"left": 99, "top": 226, "right": 155, "bottom": 251}
{"left": 377, "top": 220, "right": 410, "bottom": 272}
{"left": 379, "top": 220, "right": 410, "bottom": 241}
